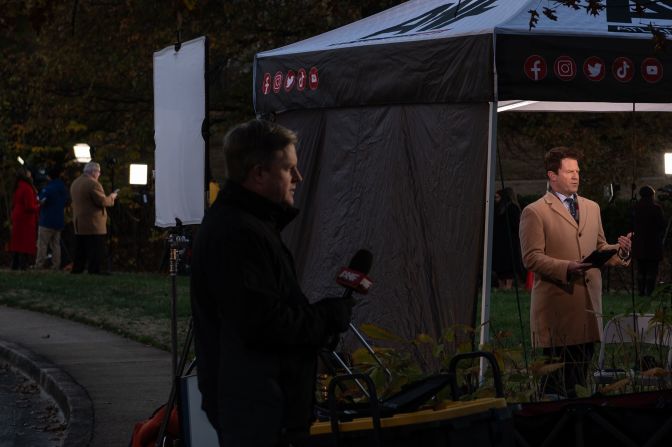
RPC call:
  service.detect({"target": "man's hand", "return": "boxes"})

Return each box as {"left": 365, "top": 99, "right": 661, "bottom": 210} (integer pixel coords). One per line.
{"left": 617, "top": 232, "right": 633, "bottom": 253}
{"left": 315, "top": 297, "right": 355, "bottom": 333}
{"left": 567, "top": 261, "right": 592, "bottom": 277}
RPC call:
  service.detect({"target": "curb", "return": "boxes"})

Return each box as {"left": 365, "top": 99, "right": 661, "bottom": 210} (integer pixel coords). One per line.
{"left": 0, "top": 338, "right": 94, "bottom": 447}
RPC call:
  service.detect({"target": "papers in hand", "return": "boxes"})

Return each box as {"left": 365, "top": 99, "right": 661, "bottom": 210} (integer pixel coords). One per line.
{"left": 581, "top": 249, "right": 617, "bottom": 268}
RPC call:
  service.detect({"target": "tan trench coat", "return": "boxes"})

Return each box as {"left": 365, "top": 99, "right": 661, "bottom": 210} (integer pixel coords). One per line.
{"left": 519, "top": 192, "right": 628, "bottom": 348}
{"left": 70, "top": 174, "right": 115, "bottom": 235}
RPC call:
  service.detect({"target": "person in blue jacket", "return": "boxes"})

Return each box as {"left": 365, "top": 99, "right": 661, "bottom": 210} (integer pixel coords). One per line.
{"left": 35, "top": 166, "right": 69, "bottom": 270}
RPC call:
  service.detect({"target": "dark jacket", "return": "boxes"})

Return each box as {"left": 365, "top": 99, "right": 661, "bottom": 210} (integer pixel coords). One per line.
{"left": 632, "top": 197, "right": 666, "bottom": 261}
{"left": 38, "top": 178, "right": 68, "bottom": 230}
{"left": 190, "top": 181, "right": 344, "bottom": 444}
{"left": 492, "top": 200, "right": 523, "bottom": 278}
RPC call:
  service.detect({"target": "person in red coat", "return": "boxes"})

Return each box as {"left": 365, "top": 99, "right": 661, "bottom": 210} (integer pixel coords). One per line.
{"left": 9, "top": 167, "right": 39, "bottom": 270}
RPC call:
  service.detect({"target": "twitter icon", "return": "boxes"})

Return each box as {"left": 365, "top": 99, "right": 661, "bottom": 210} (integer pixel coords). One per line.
{"left": 583, "top": 57, "right": 605, "bottom": 81}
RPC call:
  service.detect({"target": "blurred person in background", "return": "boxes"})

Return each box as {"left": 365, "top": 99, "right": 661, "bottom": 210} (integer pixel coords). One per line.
{"left": 70, "top": 161, "right": 117, "bottom": 274}
{"left": 35, "top": 166, "right": 69, "bottom": 270}
{"left": 9, "top": 167, "right": 39, "bottom": 270}
{"left": 492, "top": 187, "right": 524, "bottom": 289}
{"left": 632, "top": 185, "right": 666, "bottom": 297}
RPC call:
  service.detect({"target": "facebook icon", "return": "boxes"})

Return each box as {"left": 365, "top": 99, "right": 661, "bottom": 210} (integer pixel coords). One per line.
{"left": 524, "top": 55, "right": 547, "bottom": 81}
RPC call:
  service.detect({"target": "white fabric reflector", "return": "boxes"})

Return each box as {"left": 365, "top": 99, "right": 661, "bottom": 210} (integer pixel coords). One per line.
{"left": 153, "top": 36, "right": 206, "bottom": 227}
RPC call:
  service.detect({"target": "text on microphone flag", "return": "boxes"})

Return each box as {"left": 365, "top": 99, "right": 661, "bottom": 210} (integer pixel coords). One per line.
{"left": 336, "top": 267, "right": 373, "bottom": 294}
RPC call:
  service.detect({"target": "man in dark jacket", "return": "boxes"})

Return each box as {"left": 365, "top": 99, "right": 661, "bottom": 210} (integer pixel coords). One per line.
{"left": 191, "top": 119, "right": 354, "bottom": 447}
{"left": 632, "top": 186, "right": 666, "bottom": 296}
{"left": 35, "top": 166, "right": 69, "bottom": 269}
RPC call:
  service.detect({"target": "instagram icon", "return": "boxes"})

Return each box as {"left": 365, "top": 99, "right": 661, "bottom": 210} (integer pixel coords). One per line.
{"left": 554, "top": 56, "right": 577, "bottom": 81}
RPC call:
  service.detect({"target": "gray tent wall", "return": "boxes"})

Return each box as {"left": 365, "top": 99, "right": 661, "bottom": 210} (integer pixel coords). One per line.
{"left": 277, "top": 105, "right": 489, "bottom": 345}
{"left": 253, "top": 3, "right": 500, "bottom": 346}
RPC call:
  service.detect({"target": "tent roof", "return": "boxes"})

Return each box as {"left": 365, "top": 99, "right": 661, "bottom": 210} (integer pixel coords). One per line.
{"left": 258, "top": 0, "right": 663, "bottom": 58}
{"left": 254, "top": 1, "right": 672, "bottom": 113}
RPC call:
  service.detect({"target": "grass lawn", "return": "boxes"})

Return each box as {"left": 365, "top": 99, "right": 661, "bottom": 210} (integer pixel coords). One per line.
{"left": 487, "top": 287, "right": 672, "bottom": 347}
{"left": 1, "top": 268, "right": 670, "bottom": 358}
{"left": 0, "top": 269, "right": 190, "bottom": 351}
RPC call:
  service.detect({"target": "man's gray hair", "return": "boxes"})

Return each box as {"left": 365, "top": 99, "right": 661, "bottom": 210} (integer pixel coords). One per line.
{"left": 83, "top": 162, "right": 101, "bottom": 175}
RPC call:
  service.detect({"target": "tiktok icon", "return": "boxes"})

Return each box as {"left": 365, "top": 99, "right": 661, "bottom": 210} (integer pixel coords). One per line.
{"left": 612, "top": 57, "right": 634, "bottom": 83}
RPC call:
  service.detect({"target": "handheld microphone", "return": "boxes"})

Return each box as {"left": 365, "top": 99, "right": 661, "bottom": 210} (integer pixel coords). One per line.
{"left": 336, "top": 249, "right": 373, "bottom": 298}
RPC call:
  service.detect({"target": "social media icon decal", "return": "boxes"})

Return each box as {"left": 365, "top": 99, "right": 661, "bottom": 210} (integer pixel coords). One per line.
{"left": 284, "top": 70, "right": 296, "bottom": 92}
{"left": 262, "top": 73, "right": 272, "bottom": 95}
{"left": 583, "top": 56, "right": 605, "bottom": 81}
{"left": 296, "top": 68, "right": 307, "bottom": 91}
{"left": 309, "top": 67, "right": 319, "bottom": 90}
{"left": 641, "top": 58, "right": 663, "bottom": 83}
{"left": 273, "top": 71, "right": 283, "bottom": 93}
{"left": 524, "top": 55, "right": 547, "bottom": 81}
{"left": 264, "top": 67, "right": 318, "bottom": 94}
{"left": 612, "top": 57, "right": 634, "bottom": 83}
{"left": 554, "top": 56, "right": 577, "bottom": 81}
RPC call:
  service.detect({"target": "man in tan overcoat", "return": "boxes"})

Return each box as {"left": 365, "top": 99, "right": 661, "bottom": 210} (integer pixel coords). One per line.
{"left": 519, "top": 147, "right": 631, "bottom": 398}
{"left": 70, "top": 161, "right": 117, "bottom": 274}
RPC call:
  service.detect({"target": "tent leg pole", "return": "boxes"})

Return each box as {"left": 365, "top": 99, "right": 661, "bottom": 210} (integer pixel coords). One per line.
{"left": 479, "top": 101, "right": 498, "bottom": 384}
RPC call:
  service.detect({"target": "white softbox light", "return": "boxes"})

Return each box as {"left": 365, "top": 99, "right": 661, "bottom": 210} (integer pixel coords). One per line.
{"left": 153, "top": 36, "right": 206, "bottom": 227}
{"left": 129, "top": 164, "right": 148, "bottom": 185}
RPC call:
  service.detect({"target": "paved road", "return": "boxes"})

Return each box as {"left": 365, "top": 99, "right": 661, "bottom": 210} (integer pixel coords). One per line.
{"left": 0, "top": 306, "right": 173, "bottom": 446}
{"left": 0, "top": 362, "right": 64, "bottom": 447}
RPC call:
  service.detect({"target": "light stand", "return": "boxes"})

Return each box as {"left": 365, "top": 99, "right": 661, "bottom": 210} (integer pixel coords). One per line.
{"left": 664, "top": 154, "right": 672, "bottom": 308}
{"left": 105, "top": 156, "right": 117, "bottom": 274}
{"left": 129, "top": 164, "right": 150, "bottom": 268}
{"left": 156, "top": 218, "right": 194, "bottom": 447}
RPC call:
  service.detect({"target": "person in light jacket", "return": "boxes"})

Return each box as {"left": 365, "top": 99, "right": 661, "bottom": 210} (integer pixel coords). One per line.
{"left": 520, "top": 147, "right": 631, "bottom": 398}
{"left": 70, "top": 161, "right": 117, "bottom": 274}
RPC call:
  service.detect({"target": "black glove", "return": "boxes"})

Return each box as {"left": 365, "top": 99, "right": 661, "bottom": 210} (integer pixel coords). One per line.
{"left": 315, "top": 297, "right": 355, "bottom": 333}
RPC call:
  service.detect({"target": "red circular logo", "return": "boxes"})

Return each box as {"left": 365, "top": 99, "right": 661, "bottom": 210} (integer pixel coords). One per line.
{"left": 284, "top": 70, "right": 296, "bottom": 92}
{"left": 612, "top": 57, "right": 634, "bottom": 83}
{"left": 273, "top": 71, "right": 283, "bottom": 93}
{"left": 261, "top": 73, "right": 272, "bottom": 95}
{"left": 524, "top": 55, "right": 547, "bottom": 81}
{"left": 309, "top": 67, "right": 319, "bottom": 90}
{"left": 296, "top": 68, "right": 307, "bottom": 91}
{"left": 641, "top": 58, "right": 663, "bottom": 83}
{"left": 553, "top": 56, "right": 577, "bottom": 81}
{"left": 583, "top": 56, "right": 605, "bottom": 81}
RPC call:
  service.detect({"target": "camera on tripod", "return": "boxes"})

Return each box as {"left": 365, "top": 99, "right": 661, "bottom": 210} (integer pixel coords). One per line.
{"left": 657, "top": 184, "right": 672, "bottom": 202}
{"left": 165, "top": 219, "right": 192, "bottom": 276}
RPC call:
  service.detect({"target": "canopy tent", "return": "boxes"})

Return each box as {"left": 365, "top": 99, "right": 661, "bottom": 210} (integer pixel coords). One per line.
{"left": 252, "top": 0, "right": 672, "bottom": 350}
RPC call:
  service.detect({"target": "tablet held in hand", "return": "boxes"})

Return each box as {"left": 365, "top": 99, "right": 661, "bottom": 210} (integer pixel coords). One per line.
{"left": 581, "top": 249, "right": 617, "bottom": 268}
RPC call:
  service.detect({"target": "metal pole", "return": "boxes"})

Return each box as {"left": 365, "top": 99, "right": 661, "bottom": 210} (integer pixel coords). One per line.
{"left": 349, "top": 323, "right": 392, "bottom": 380}
{"left": 169, "top": 238, "right": 178, "bottom": 379}
{"left": 479, "top": 100, "right": 498, "bottom": 382}
{"left": 330, "top": 351, "right": 371, "bottom": 399}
